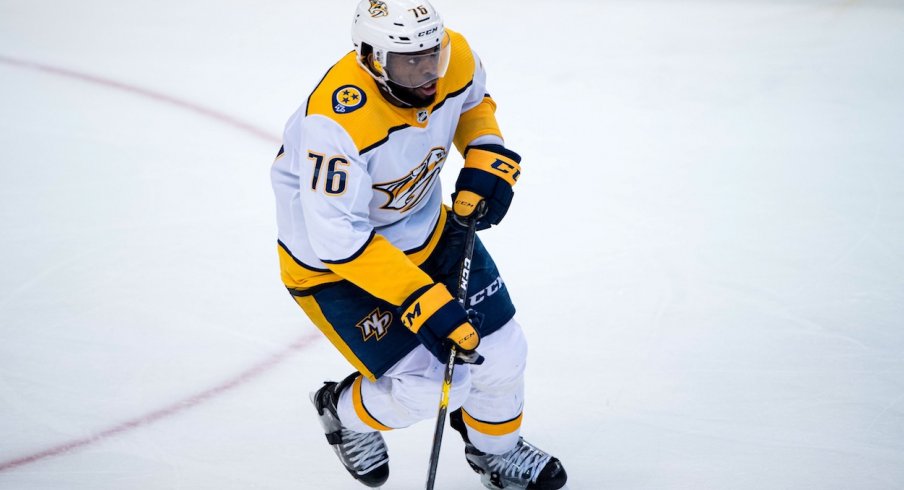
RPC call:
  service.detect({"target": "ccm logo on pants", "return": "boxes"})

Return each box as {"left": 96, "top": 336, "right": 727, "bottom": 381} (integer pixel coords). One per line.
{"left": 469, "top": 276, "right": 505, "bottom": 306}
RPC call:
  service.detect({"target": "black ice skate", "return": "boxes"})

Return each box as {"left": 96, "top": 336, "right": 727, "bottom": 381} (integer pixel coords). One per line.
{"left": 310, "top": 374, "right": 389, "bottom": 488}
{"left": 450, "top": 408, "right": 566, "bottom": 489}
{"left": 463, "top": 438, "right": 567, "bottom": 490}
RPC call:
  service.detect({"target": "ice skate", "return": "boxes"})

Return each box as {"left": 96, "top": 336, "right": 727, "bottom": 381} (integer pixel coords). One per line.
{"left": 310, "top": 376, "right": 389, "bottom": 488}
{"left": 463, "top": 437, "right": 567, "bottom": 490}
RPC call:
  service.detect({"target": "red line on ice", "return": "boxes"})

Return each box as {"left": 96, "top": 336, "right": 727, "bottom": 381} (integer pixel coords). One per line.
{"left": 0, "top": 333, "right": 320, "bottom": 472}
{"left": 0, "top": 55, "right": 308, "bottom": 472}
{"left": 0, "top": 54, "right": 281, "bottom": 144}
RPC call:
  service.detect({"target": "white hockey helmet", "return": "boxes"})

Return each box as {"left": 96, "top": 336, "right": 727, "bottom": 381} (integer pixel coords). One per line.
{"left": 352, "top": 0, "right": 451, "bottom": 89}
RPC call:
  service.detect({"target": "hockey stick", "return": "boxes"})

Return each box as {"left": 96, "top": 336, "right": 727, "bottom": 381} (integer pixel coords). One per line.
{"left": 425, "top": 202, "right": 486, "bottom": 490}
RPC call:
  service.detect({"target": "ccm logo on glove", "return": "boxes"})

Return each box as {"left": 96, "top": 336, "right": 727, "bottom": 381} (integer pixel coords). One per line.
{"left": 489, "top": 158, "right": 520, "bottom": 181}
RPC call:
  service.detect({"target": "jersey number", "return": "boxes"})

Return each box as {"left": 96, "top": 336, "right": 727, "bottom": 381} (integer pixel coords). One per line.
{"left": 308, "top": 152, "right": 348, "bottom": 195}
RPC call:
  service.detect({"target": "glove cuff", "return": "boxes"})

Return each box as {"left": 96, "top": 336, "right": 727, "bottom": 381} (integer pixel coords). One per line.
{"left": 400, "top": 283, "right": 459, "bottom": 334}
{"left": 464, "top": 144, "right": 522, "bottom": 163}
{"left": 462, "top": 146, "right": 521, "bottom": 187}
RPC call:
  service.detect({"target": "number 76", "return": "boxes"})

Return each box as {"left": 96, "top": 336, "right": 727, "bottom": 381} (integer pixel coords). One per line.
{"left": 307, "top": 151, "right": 348, "bottom": 196}
{"left": 409, "top": 5, "right": 429, "bottom": 17}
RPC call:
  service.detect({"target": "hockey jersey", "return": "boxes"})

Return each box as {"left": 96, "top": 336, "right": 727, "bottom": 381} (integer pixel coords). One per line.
{"left": 271, "top": 29, "right": 503, "bottom": 306}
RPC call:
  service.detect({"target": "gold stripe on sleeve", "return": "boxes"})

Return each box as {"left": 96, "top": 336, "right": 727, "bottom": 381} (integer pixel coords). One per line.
{"left": 327, "top": 234, "right": 434, "bottom": 306}
{"left": 279, "top": 206, "right": 448, "bottom": 299}
{"left": 454, "top": 96, "right": 502, "bottom": 154}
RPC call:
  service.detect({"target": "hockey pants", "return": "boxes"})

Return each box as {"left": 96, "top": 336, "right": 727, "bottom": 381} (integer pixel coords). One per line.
{"left": 335, "top": 317, "right": 527, "bottom": 455}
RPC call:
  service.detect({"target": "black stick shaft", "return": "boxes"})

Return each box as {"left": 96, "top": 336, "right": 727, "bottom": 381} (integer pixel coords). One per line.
{"left": 425, "top": 204, "right": 485, "bottom": 490}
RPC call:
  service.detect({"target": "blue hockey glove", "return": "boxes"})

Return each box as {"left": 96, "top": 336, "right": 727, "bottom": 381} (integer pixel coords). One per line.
{"left": 452, "top": 144, "right": 521, "bottom": 230}
{"left": 399, "top": 283, "right": 480, "bottom": 361}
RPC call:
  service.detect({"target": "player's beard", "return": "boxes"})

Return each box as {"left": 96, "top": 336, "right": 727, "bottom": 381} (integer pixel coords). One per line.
{"left": 386, "top": 80, "right": 437, "bottom": 108}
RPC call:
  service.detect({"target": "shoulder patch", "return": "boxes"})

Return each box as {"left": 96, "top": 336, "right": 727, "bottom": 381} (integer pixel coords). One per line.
{"left": 332, "top": 85, "right": 367, "bottom": 114}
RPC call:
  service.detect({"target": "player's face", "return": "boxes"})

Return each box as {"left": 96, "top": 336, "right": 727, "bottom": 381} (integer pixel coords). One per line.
{"left": 383, "top": 32, "right": 451, "bottom": 90}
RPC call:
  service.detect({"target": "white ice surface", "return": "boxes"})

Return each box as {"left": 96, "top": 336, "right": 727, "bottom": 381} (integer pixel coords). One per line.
{"left": 1, "top": 0, "right": 903, "bottom": 489}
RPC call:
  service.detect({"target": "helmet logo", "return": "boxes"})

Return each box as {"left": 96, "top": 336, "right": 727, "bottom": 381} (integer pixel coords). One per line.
{"left": 332, "top": 85, "right": 367, "bottom": 114}
{"left": 368, "top": 0, "right": 388, "bottom": 18}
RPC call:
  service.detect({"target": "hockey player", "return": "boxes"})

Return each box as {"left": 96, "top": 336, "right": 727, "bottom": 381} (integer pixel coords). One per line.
{"left": 270, "top": 1, "right": 567, "bottom": 488}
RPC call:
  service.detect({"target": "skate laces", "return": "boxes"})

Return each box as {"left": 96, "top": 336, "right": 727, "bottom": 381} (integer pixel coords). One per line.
{"left": 487, "top": 439, "right": 551, "bottom": 483}
{"left": 339, "top": 428, "right": 387, "bottom": 473}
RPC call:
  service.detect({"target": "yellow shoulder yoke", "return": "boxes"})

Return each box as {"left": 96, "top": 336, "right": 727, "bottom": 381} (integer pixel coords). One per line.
{"left": 305, "top": 30, "right": 476, "bottom": 154}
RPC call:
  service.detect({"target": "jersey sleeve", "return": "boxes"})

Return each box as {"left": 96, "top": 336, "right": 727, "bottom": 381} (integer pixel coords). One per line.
{"left": 292, "top": 115, "right": 433, "bottom": 305}
{"left": 453, "top": 50, "right": 504, "bottom": 154}
{"left": 293, "top": 115, "right": 373, "bottom": 260}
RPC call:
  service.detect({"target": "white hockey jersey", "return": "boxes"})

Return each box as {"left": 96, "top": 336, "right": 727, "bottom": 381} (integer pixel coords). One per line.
{"left": 271, "top": 29, "right": 503, "bottom": 306}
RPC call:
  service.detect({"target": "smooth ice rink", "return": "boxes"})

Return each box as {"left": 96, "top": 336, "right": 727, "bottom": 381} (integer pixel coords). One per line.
{"left": 2, "top": 0, "right": 903, "bottom": 488}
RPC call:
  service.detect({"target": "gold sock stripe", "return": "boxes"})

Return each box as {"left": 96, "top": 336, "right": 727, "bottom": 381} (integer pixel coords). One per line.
{"left": 352, "top": 376, "right": 393, "bottom": 432}
{"left": 464, "top": 148, "right": 520, "bottom": 187}
{"left": 461, "top": 409, "right": 523, "bottom": 437}
{"left": 400, "top": 283, "right": 453, "bottom": 333}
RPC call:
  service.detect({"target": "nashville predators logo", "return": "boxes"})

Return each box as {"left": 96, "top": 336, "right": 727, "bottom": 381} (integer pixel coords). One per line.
{"left": 373, "top": 147, "right": 447, "bottom": 212}
{"left": 332, "top": 85, "right": 367, "bottom": 114}
{"left": 357, "top": 308, "right": 392, "bottom": 341}
{"left": 368, "top": 0, "right": 388, "bottom": 18}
